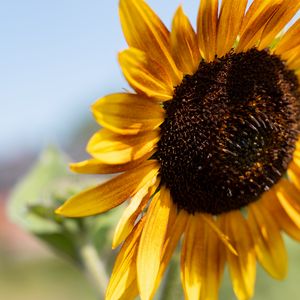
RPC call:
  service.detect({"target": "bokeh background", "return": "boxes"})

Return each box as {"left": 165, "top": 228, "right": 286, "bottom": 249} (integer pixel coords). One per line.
{"left": 1, "top": 1, "right": 300, "bottom": 299}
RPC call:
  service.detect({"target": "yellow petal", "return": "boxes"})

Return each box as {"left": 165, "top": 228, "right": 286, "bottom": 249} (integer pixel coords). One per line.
{"left": 237, "top": 0, "right": 282, "bottom": 52}
{"left": 284, "top": 45, "right": 300, "bottom": 70}
{"left": 55, "top": 160, "right": 159, "bottom": 217}
{"left": 112, "top": 177, "right": 160, "bottom": 249}
{"left": 69, "top": 152, "right": 152, "bottom": 174}
{"left": 220, "top": 211, "right": 256, "bottom": 300}
{"left": 239, "top": 0, "right": 265, "bottom": 33}
{"left": 276, "top": 179, "right": 300, "bottom": 228}
{"left": 181, "top": 213, "right": 225, "bottom": 300}
{"left": 92, "top": 93, "right": 164, "bottom": 135}
{"left": 119, "top": 48, "right": 174, "bottom": 100}
{"left": 200, "top": 222, "right": 226, "bottom": 300}
{"left": 287, "top": 161, "right": 300, "bottom": 190}
{"left": 248, "top": 202, "right": 287, "bottom": 279}
{"left": 156, "top": 208, "right": 188, "bottom": 289}
{"left": 197, "top": 0, "right": 218, "bottom": 62}
{"left": 293, "top": 152, "right": 300, "bottom": 167}
{"left": 106, "top": 218, "right": 145, "bottom": 300}
{"left": 202, "top": 214, "right": 238, "bottom": 256}
{"left": 119, "top": 0, "right": 182, "bottom": 86}
{"left": 294, "top": 149, "right": 300, "bottom": 159}
{"left": 181, "top": 215, "right": 203, "bottom": 299}
{"left": 145, "top": 201, "right": 189, "bottom": 296}
{"left": 87, "top": 128, "right": 159, "bottom": 165}
{"left": 258, "top": 0, "right": 300, "bottom": 50}
{"left": 137, "top": 186, "right": 172, "bottom": 300}
{"left": 262, "top": 188, "right": 300, "bottom": 241}
{"left": 171, "top": 6, "right": 200, "bottom": 75}
{"left": 274, "top": 19, "right": 300, "bottom": 55}
{"left": 216, "top": 0, "right": 248, "bottom": 57}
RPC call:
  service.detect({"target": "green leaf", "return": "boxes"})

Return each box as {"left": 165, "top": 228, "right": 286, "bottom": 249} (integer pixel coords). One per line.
{"left": 7, "top": 146, "right": 72, "bottom": 233}
{"left": 7, "top": 145, "right": 121, "bottom": 279}
{"left": 36, "top": 232, "right": 80, "bottom": 263}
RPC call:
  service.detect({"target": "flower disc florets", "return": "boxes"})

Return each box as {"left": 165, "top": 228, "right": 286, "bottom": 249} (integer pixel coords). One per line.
{"left": 157, "top": 48, "right": 300, "bottom": 215}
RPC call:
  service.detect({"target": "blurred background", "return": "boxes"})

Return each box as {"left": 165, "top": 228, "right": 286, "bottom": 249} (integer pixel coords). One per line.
{"left": 1, "top": 0, "right": 300, "bottom": 299}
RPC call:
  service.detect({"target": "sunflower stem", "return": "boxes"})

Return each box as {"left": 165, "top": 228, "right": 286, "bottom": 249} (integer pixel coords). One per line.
{"left": 79, "top": 241, "right": 109, "bottom": 298}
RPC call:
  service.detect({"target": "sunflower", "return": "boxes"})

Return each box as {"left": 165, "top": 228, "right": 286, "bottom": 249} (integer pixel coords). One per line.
{"left": 56, "top": 0, "right": 300, "bottom": 299}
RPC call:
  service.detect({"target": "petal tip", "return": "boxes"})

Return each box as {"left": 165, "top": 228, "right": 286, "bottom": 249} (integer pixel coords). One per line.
{"left": 55, "top": 202, "right": 79, "bottom": 218}
{"left": 111, "top": 239, "right": 119, "bottom": 250}
{"left": 69, "top": 162, "right": 78, "bottom": 172}
{"left": 55, "top": 206, "right": 65, "bottom": 216}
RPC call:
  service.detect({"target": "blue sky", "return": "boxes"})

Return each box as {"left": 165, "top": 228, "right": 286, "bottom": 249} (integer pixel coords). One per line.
{"left": 1, "top": 0, "right": 299, "bottom": 160}
{"left": 0, "top": 0, "right": 201, "bottom": 160}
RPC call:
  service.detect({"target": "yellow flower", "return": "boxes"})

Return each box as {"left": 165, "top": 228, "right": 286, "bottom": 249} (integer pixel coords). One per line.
{"left": 56, "top": 0, "right": 300, "bottom": 299}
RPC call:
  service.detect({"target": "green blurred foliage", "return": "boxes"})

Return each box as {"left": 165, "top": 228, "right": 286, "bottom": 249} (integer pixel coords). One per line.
{"left": 7, "top": 147, "right": 123, "bottom": 298}
{"left": 8, "top": 146, "right": 69, "bottom": 233}
{"left": 8, "top": 147, "right": 122, "bottom": 263}
{"left": 0, "top": 254, "right": 98, "bottom": 300}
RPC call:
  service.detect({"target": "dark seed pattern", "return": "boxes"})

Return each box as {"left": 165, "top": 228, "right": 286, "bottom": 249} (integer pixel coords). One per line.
{"left": 156, "top": 48, "right": 300, "bottom": 215}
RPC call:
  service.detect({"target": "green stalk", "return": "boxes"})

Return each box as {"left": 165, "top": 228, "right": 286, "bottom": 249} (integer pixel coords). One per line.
{"left": 79, "top": 241, "right": 109, "bottom": 298}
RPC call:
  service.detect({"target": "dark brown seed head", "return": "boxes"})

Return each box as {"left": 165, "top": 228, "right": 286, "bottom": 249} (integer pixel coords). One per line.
{"left": 156, "top": 48, "right": 300, "bottom": 215}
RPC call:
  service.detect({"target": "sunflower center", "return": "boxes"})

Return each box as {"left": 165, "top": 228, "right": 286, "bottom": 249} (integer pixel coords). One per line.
{"left": 156, "top": 48, "right": 300, "bottom": 215}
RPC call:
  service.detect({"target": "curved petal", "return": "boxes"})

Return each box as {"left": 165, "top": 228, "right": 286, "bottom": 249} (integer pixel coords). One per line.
{"left": 112, "top": 177, "right": 160, "bottom": 249}
{"left": 258, "top": 0, "right": 300, "bottom": 50}
{"left": 240, "top": 0, "right": 265, "bottom": 33}
{"left": 106, "top": 218, "right": 145, "bottom": 300}
{"left": 202, "top": 214, "right": 237, "bottom": 255}
{"left": 197, "top": 0, "right": 218, "bottom": 62}
{"left": 181, "top": 213, "right": 225, "bottom": 300}
{"left": 171, "top": 6, "right": 200, "bottom": 75}
{"left": 69, "top": 152, "right": 152, "bottom": 174}
{"left": 92, "top": 93, "right": 164, "bottom": 135}
{"left": 236, "top": 0, "right": 282, "bottom": 52}
{"left": 55, "top": 160, "right": 160, "bottom": 217}
{"left": 261, "top": 188, "right": 300, "bottom": 241}
{"left": 287, "top": 161, "right": 300, "bottom": 190}
{"left": 220, "top": 211, "right": 256, "bottom": 300}
{"left": 248, "top": 202, "right": 287, "bottom": 279}
{"left": 181, "top": 214, "right": 202, "bottom": 300}
{"left": 199, "top": 223, "right": 226, "bottom": 300}
{"left": 119, "top": 0, "right": 182, "bottom": 85}
{"left": 274, "top": 19, "right": 300, "bottom": 55}
{"left": 216, "top": 0, "right": 248, "bottom": 57}
{"left": 155, "top": 208, "right": 188, "bottom": 289}
{"left": 119, "top": 48, "right": 174, "bottom": 100}
{"left": 137, "top": 186, "right": 172, "bottom": 300}
{"left": 87, "top": 128, "right": 159, "bottom": 164}
{"left": 275, "top": 179, "right": 300, "bottom": 228}
{"left": 293, "top": 152, "right": 300, "bottom": 166}
{"left": 283, "top": 45, "right": 300, "bottom": 70}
